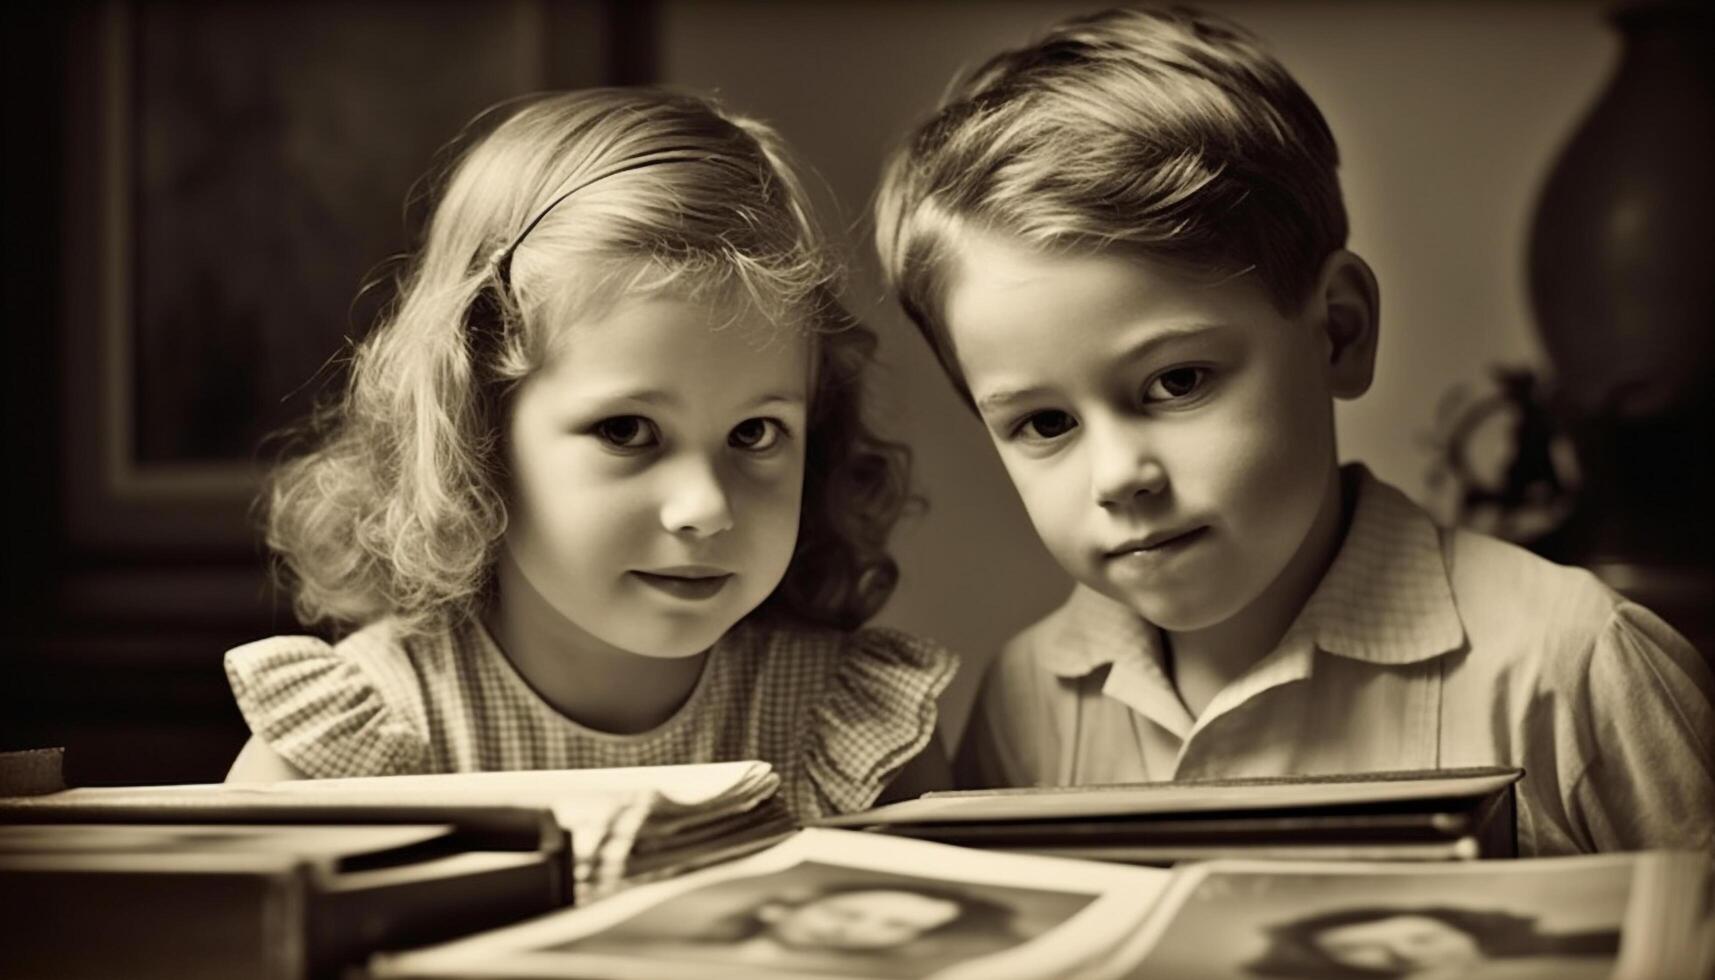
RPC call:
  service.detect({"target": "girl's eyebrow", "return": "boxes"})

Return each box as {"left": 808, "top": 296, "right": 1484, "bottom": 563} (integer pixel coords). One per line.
{"left": 563, "top": 388, "right": 809, "bottom": 410}
{"left": 570, "top": 387, "right": 677, "bottom": 407}
{"left": 975, "top": 323, "right": 1227, "bottom": 413}
{"left": 748, "top": 393, "right": 809, "bottom": 410}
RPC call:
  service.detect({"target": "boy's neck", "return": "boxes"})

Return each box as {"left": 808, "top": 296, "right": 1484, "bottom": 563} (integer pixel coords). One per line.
{"left": 485, "top": 554, "right": 708, "bottom": 735}
{"left": 1164, "top": 465, "right": 1354, "bottom": 719}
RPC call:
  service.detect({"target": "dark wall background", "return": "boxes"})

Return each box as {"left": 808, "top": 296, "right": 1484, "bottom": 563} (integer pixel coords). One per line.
{"left": 0, "top": 4, "right": 251, "bottom": 788}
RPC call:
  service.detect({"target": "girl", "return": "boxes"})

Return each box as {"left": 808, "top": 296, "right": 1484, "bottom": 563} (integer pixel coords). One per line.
{"left": 222, "top": 88, "right": 956, "bottom": 821}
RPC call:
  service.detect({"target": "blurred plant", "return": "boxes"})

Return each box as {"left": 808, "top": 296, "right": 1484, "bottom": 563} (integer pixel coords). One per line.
{"left": 1422, "top": 366, "right": 1581, "bottom": 548}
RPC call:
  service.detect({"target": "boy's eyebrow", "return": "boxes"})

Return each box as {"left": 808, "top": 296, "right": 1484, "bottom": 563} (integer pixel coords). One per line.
{"left": 975, "top": 323, "right": 1228, "bottom": 413}
{"left": 977, "top": 385, "right": 1054, "bottom": 413}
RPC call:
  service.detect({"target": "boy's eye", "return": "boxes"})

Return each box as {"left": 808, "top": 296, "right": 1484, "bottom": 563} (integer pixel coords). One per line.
{"left": 1143, "top": 366, "right": 1210, "bottom": 402}
{"left": 1015, "top": 410, "right": 1078, "bottom": 442}
{"left": 729, "top": 417, "right": 785, "bottom": 452}
{"left": 593, "top": 415, "right": 658, "bottom": 450}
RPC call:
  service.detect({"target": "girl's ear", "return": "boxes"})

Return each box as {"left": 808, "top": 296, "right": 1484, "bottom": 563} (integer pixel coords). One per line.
{"left": 1311, "top": 249, "right": 1380, "bottom": 400}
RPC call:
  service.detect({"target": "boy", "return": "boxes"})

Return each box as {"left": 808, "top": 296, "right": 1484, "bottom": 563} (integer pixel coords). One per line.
{"left": 873, "top": 6, "right": 1712, "bottom": 855}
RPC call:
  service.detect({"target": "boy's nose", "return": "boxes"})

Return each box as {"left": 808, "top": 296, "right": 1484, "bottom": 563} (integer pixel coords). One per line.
{"left": 1089, "top": 424, "right": 1168, "bottom": 507}
{"left": 1094, "top": 460, "right": 1169, "bottom": 508}
{"left": 658, "top": 457, "right": 735, "bottom": 538}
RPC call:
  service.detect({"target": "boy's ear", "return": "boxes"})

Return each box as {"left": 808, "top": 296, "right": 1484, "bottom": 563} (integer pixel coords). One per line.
{"left": 1310, "top": 249, "right": 1380, "bottom": 399}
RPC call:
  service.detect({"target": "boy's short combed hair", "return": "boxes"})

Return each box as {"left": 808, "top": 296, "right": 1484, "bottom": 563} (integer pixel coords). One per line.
{"left": 268, "top": 88, "right": 911, "bottom": 638}
{"left": 874, "top": 5, "right": 1349, "bottom": 400}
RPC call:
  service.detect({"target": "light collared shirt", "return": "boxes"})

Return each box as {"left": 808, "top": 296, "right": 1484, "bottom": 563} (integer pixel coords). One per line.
{"left": 956, "top": 467, "right": 1715, "bottom": 856}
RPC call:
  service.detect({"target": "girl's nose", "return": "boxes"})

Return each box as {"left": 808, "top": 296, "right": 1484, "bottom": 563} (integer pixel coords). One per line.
{"left": 1088, "top": 419, "right": 1169, "bottom": 508}
{"left": 659, "top": 457, "right": 735, "bottom": 537}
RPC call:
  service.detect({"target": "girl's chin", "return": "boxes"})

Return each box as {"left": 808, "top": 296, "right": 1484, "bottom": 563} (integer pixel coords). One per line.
{"left": 603, "top": 615, "right": 748, "bottom": 660}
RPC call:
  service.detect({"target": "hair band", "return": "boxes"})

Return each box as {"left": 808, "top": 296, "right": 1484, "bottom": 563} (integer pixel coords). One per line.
{"left": 490, "top": 147, "right": 709, "bottom": 289}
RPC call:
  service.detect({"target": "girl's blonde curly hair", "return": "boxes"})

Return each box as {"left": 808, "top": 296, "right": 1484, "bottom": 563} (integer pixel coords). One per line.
{"left": 267, "top": 88, "right": 911, "bottom": 639}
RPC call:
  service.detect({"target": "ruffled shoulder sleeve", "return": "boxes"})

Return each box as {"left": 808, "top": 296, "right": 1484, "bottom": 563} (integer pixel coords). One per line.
{"left": 224, "top": 621, "right": 430, "bottom": 778}
{"left": 802, "top": 626, "right": 958, "bottom": 817}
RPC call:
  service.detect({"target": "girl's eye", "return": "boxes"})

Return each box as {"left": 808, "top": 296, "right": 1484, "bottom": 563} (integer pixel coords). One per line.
{"left": 593, "top": 415, "right": 658, "bottom": 450}
{"left": 1143, "top": 366, "right": 1210, "bottom": 402}
{"left": 1015, "top": 410, "right": 1078, "bottom": 442}
{"left": 729, "top": 417, "right": 785, "bottom": 452}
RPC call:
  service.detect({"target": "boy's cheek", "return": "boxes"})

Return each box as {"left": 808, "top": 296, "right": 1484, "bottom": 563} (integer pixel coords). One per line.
{"left": 1006, "top": 465, "right": 1092, "bottom": 565}
{"left": 1196, "top": 377, "right": 1335, "bottom": 485}
{"left": 992, "top": 449, "right": 1064, "bottom": 510}
{"left": 1191, "top": 428, "right": 1322, "bottom": 522}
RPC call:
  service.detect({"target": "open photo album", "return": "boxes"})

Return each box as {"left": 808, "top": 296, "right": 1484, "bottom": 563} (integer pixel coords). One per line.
{"left": 370, "top": 829, "right": 1715, "bottom": 980}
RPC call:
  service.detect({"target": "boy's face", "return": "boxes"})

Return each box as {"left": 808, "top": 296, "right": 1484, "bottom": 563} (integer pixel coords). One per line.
{"left": 942, "top": 231, "right": 1347, "bottom": 633}
{"left": 501, "top": 294, "right": 809, "bottom": 659}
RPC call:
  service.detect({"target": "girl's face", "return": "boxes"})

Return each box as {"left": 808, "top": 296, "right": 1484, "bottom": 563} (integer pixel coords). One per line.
{"left": 761, "top": 889, "right": 963, "bottom": 951}
{"left": 1313, "top": 914, "right": 1484, "bottom": 973}
{"left": 501, "top": 294, "right": 810, "bottom": 659}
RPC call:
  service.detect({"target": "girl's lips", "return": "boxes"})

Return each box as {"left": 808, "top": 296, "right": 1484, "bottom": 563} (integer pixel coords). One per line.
{"left": 630, "top": 570, "right": 733, "bottom": 600}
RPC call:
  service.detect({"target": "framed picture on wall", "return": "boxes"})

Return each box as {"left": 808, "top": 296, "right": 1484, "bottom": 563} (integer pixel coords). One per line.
{"left": 63, "top": 0, "right": 647, "bottom": 558}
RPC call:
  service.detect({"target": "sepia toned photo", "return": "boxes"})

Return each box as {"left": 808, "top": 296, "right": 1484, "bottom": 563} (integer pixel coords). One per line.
{"left": 369, "top": 828, "right": 1173, "bottom": 979}
{"left": 545, "top": 859, "right": 1092, "bottom": 977}
{"left": 4, "top": 1, "right": 1712, "bottom": 978}
{"left": 1112, "top": 857, "right": 1638, "bottom": 980}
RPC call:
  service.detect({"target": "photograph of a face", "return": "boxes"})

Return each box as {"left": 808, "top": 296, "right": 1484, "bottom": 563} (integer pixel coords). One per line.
{"left": 546, "top": 859, "right": 1095, "bottom": 978}
{"left": 1119, "top": 859, "right": 1633, "bottom": 980}
{"left": 365, "top": 827, "right": 1173, "bottom": 980}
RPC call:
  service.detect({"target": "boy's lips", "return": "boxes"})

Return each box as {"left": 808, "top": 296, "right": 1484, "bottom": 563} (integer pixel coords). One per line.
{"left": 1103, "top": 525, "right": 1209, "bottom": 560}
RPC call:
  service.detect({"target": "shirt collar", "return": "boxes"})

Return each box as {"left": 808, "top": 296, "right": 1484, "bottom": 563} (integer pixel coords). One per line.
{"left": 1299, "top": 465, "right": 1467, "bottom": 664}
{"left": 1035, "top": 465, "right": 1466, "bottom": 676}
{"left": 1037, "top": 583, "right": 1167, "bottom": 679}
